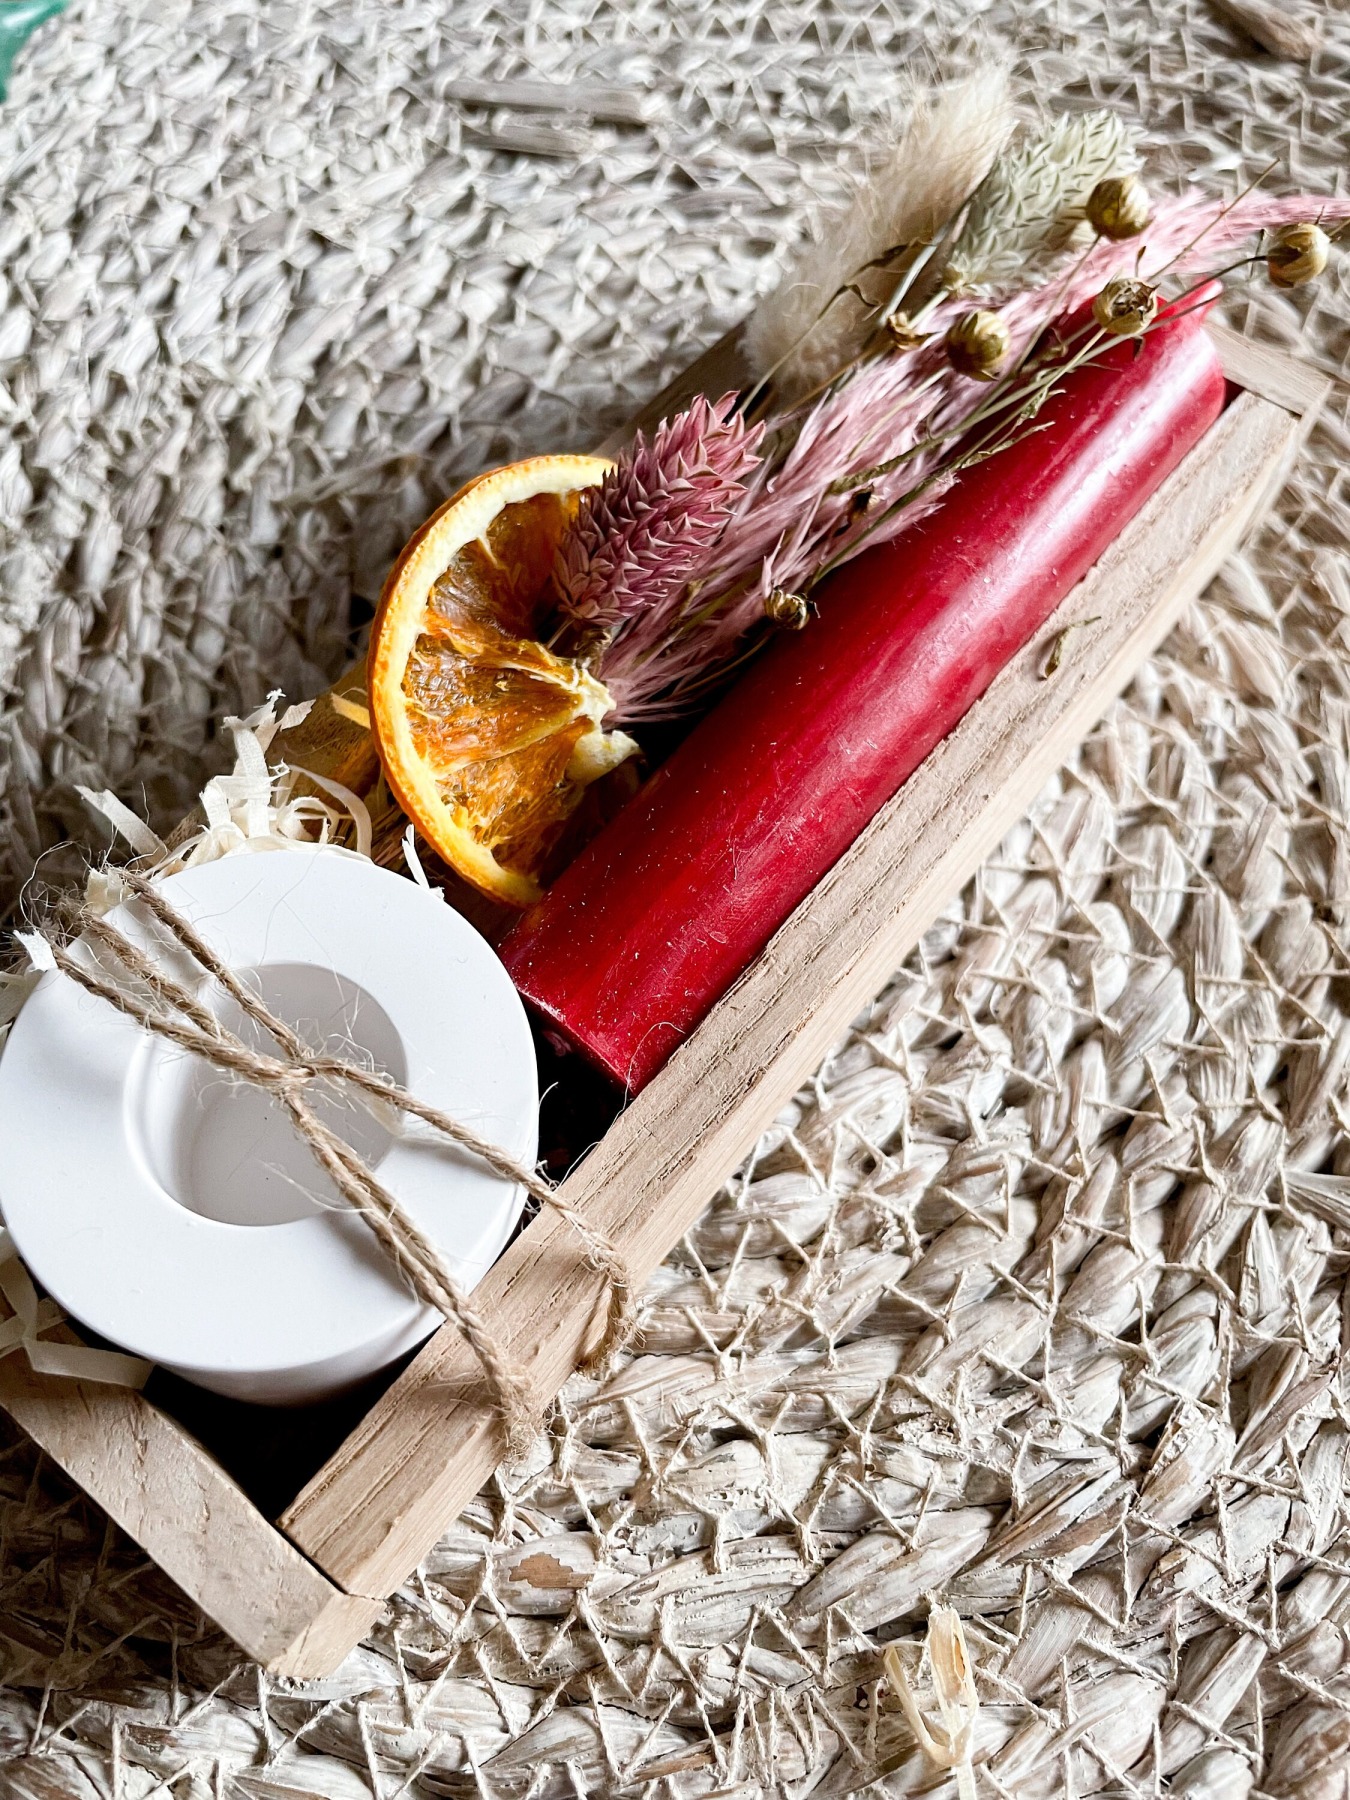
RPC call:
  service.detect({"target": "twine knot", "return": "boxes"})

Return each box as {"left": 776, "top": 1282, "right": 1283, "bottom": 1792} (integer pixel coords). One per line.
{"left": 36, "top": 868, "right": 636, "bottom": 1455}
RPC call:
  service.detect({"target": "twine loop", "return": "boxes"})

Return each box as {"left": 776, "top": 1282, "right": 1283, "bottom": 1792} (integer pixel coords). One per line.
{"left": 37, "top": 868, "right": 635, "bottom": 1455}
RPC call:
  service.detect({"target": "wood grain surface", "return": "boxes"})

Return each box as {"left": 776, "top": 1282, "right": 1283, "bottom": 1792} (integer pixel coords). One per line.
{"left": 0, "top": 1330, "right": 382, "bottom": 1669}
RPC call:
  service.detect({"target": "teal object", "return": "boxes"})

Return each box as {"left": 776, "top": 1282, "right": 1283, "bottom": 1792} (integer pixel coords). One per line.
{"left": 0, "top": 0, "right": 64, "bottom": 102}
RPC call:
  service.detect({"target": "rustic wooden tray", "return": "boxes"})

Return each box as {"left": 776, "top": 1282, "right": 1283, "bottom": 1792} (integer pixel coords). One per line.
{"left": 0, "top": 325, "right": 1328, "bottom": 1678}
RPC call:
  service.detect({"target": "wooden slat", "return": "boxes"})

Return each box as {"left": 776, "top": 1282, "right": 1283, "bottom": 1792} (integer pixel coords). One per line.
{"left": 1209, "top": 320, "right": 1333, "bottom": 416}
{"left": 0, "top": 1332, "right": 382, "bottom": 1671}
{"left": 280, "top": 381, "right": 1311, "bottom": 1600}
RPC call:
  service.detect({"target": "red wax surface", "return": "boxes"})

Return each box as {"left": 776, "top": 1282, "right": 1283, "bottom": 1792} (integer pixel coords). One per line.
{"left": 500, "top": 304, "right": 1227, "bottom": 1092}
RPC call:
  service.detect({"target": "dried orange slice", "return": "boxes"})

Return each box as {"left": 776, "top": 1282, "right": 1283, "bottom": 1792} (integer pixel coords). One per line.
{"left": 369, "top": 455, "right": 638, "bottom": 907}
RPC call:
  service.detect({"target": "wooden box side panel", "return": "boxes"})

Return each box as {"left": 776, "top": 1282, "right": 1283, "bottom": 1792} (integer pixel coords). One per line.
{"left": 0, "top": 1338, "right": 382, "bottom": 1670}
{"left": 279, "top": 377, "right": 1313, "bottom": 1613}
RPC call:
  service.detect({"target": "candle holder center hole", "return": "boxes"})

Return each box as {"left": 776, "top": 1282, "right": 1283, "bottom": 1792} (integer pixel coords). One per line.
{"left": 130, "top": 961, "right": 408, "bottom": 1227}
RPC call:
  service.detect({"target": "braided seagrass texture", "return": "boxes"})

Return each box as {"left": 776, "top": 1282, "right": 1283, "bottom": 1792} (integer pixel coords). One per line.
{"left": 2, "top": 0, "right": 1350, "bottom": 1796}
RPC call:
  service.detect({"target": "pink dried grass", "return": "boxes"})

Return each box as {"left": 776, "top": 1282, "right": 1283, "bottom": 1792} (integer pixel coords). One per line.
{"left": 594, "top": 190, "right": 1350, "bottom": 724}
{"left": 553, "top": 395, "right": 763, "bottom": 643}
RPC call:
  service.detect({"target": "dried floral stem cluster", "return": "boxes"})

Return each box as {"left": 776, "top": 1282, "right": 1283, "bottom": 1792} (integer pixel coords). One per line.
{"left": 543, "top": 86, "right": 1345, "bottom": 724}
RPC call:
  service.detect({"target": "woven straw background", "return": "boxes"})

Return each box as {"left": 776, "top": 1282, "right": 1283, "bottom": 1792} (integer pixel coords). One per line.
{"left": 2, "top": 0, "right": 1350, "bottom": 1796}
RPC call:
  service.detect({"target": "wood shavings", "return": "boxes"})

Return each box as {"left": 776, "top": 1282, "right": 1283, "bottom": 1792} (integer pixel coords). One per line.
{"left": 79, "top": 696, "right": 364, "bottom": 881}
{"left": 884, "top": 1608, "right": 980, "bottom": 1800}
{"left": 329, "top": 691, "right": 371, "bottom": 731}
{"left": 0, "top": 1225, "right": 150, "bottom": 1390}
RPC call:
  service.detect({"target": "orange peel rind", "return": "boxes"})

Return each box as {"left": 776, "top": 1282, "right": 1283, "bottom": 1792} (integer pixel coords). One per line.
{"left": 368, "top": 455, "right": 637, "bottom": 906}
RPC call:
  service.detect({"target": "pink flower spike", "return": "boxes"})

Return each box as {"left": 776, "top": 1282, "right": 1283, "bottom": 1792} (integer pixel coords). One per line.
{"left": 553, "top": 394, "right": 764, "bottom": 645}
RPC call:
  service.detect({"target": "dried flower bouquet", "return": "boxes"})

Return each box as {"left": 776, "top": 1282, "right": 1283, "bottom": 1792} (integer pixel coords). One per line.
{"left": 364, "top": 67, "right": 1346, "bottom": 911}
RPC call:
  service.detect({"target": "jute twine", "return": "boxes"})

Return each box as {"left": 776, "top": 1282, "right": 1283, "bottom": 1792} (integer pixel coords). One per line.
{"left": 39, "top": 869, "right": 634, "bottom": 1454}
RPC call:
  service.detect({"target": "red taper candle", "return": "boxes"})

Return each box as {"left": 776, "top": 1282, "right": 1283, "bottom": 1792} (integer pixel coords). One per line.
{"left": 500, "top": 301, "right": 1227, "bottom": 1091}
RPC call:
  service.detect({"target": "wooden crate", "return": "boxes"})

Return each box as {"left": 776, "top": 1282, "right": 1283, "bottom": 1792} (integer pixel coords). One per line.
{"left": 0, "top": 325, "right": 1328, "bottom": 1679}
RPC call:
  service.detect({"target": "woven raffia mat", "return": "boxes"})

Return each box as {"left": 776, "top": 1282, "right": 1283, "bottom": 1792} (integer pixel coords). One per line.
{"left": 1, "top": 1, "right": 1350, "bottom": 1796}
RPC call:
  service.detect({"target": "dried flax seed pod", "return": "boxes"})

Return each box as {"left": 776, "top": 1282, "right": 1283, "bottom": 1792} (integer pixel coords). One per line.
{"left": 1092, "top": 275, "right": 1159, "bottom": 336}
{"left": 943, "top": 307, "right": 1011, "bottom": 379}
{"left": 1267, "top": 220, "right": 1330, "bottom": 288}
{"left": 1086, "top": 172, "right": 1151, "bottom": 240}
{"left": 764, "top": 585, "right": 810, "bottom": 630}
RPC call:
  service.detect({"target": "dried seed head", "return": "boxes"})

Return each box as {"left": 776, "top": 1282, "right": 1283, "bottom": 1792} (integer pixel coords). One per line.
{"left": 1267, "top": 220, "right": 1330, "bottom": 288}
{"left": 765, "top": 587, "right": 811, "bottom": 630}
{"left": 884, "top": 312, "right": 932, "bottom": 351}
{"left": 1092, "top": 276, "right": 1159, "bottom": 337}
{"left": 1086, "top": 174, "right": 1151, "bottom": 241}
{"left": 944, "top": 309, "right": 1011, "bottom": 381}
